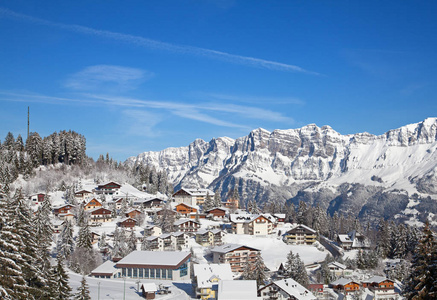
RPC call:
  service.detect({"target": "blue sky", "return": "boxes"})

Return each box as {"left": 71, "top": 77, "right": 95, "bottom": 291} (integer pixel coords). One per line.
{"left": 0, "top": 1, "right": 436, "bottom": 161}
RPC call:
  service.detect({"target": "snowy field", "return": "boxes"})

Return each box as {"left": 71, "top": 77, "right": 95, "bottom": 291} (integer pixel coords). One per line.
{"left": 223, "top": 234, "right": 328, "bottom": 271}
{"left": 69, "top": 271, "right": 191, "bottom": 300}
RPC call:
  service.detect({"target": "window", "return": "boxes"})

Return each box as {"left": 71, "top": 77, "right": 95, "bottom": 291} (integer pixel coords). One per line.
{"left": 138, "top": 268, "right": 143, "bottom": 278}
{"left": 133, "top": 268, "right": 137, "bottom": 278}
{"left": 122, "top": 268, "right": 126, "bottom": 277}
{"left": 162, "top": 269, "right": 167, "bottom": 279}
{"left": 144, "top": 268, "right": 149, "bottom": 278}
{"left": 156, "top": 269, "right": 161, "bottom": 279}
{"left": 179, "top": 263, "right": 188, "bottom": 277}
{"left": 127, "top": 268, "right": 132, "bottom": 277}
{"left": 150, "top": 269, "right": 155, "bottom": 278}
{"left": 167, "top": 269, "right": 173, "bottom": 279}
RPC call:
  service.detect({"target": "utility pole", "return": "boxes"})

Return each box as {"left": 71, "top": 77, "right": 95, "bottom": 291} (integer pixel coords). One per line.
{"left": 27, "top": 106, "right": 30, "bottom": 140}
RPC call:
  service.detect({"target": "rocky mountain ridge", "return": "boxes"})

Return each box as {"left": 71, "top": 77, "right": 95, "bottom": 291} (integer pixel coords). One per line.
{"left": 126, "top": 118, "right": 437, "bottom": 225}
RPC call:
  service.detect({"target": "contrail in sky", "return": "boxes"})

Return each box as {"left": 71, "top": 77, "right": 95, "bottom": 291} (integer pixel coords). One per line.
{"left": 0, "top": 7, "right": 319, "bottom": 75}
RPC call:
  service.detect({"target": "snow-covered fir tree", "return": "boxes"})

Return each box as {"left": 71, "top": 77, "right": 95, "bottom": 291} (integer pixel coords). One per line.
{"left": 57, "top": 220, "right": 74, "bottom": 259}
{"left": 242, "top": 252, "right": 267, "bottom": 288}
{"left": 127, "top": 229, "right": 137, "bottom": 253}
{"left": 203, "top": 192, "right": 214, "bottom": 211}
{"left": 74, "top": 276, "right": 91, "bottom": 300}
{"left": 213, "top": 188, "right": 222, "bottom": 208}
{"left": 53, "top": 257, "right": 72, "bottom": 300}
{"left": 284, "top": 250, "right": 309, "bottom": 287}
{"left": 403, "top": 222, "right": 437, "bottom": 299}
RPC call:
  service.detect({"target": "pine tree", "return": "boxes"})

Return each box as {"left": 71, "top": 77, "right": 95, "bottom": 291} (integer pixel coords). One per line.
{"left": 127, "top": 229, "right": 137, "bottom": 253}
{"left": 403, "top": 222, "right": 437, "bottom": 299}
{"left": 203, "top": 192, "right": 214, "bottom": 211}
{"left": 242, "top": 253, "right": 267, "bottom": 288}
{"left": 98, "top": 232, "right": 107, "bottom": 250}
{"left": 74, "top": 276, "right": 91, "bottom": 300}
{"left": 57, "top": 220, "right": 74, "bottom": 259}
{"left": 77, "top": 223, "right": 92, "bottom": 250}
{"left": 54, "top": 257, "right": 72, "bottom": 300}
{"left": 284, "top": 250, "right": 309, "bottom": 287}
{"left": 0, "top": 187, "right": 29, "bottom": 299}
{"left": 213, "top": 188, "right": 222, "bottom": 208}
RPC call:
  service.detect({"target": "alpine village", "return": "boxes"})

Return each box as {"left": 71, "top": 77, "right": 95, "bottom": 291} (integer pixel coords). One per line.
{"left": 0, "top": 128, "right": 436, "bottom": 300}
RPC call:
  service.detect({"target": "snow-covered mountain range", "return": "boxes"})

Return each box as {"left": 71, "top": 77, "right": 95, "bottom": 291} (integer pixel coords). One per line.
{"left": 126, "top": 118, "right": 437, "bottom": 225}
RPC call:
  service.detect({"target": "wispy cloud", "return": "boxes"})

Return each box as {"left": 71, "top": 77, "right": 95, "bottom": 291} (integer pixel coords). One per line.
{"left": 121, "top": 109, "right": 164, "bottom": 137}
{"left": 194, "top": 92, "right": 305, "bottom": 105}
{"left": 0, "top": 7, "right": 319, "bottom": 75}
{"left": 0, "top": 91, "right": 293, "bottom": 130}
{"left": 65, "top": 65, "right": 152, "bottom": 91}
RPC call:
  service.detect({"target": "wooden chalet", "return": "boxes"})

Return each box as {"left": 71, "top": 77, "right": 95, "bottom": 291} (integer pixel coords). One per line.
{"left": 175, "top": 203, "right": 198, "bottom": 216}
{"left": 118, "top": 217, "right": 137, "bottom": 228}
{"left": 135, "top": 197, "right": 164, "bottom": 209}
{"left": 74, "top": 189, "right": 93, "bottom": 200}
{"left": 330, "top": 278, "right": 360, "bottom": 295}
{"left": 362, "top": 276, "right": 397, "bottom": 298}
{"left": 156, "top": 208, "right": 178, "bottom": 217}
{"left": 84, "top": 198, "right": 103, "bottom": 211}
{"left": 307, "top": 284, "right": 324, "bottom": 298}
{"left": 91, "top": 231, "right": 100, "bottom": 244}
{"left": 206, "top": 207, "right": 227, "bottom": 219}
{"left": 143, "top": 225, "right": 162, "bottom": 237}
{"left": 125, "top": 209, "right": 142, "bottom": 219}
{"left": 52, "top": 220, "right": 65, "bottom": 234}
{"left": 53, "top": 204, "right": 75, "bottom": 216}
{"left": 95, "top": 181, "right": 121, "bottom": 195}
{"left": 188, "top": 212, "right": 207, "bottom": 220}
{"left": 89, "top": 207, "right": 112, "bottom": 223}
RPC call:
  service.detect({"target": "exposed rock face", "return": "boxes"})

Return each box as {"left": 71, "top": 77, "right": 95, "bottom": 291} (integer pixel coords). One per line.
{"left": 126, "top": 118, "right": 437, "bottom": 223}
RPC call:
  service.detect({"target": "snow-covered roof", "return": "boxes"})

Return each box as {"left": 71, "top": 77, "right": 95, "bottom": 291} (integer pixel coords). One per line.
{"left": 328, "top": 261, "right": 347, "bottom": 270}
{"left": 178, "top": 188, "right": 214, "bottom": 197}
{"left": 117, "top": 217, "right": 136, "bottom": 223}
{"left": 141, "top": 283, "right": 157, "bottom": 293}
{"left": 331, "top": 277, "right": 358, "bottom": 286}
{"left": 363, "top": 276, "right": 391, "bottom": 284}
{"left": 273, "top": 213, "right": 286, "bottom": 219}
{"left": 116, "top": 250, "right": 190, "bottom": 267}
{"left": 91, "top": 260, "right": 117, "bottom": 275}
{"left": 211, "top": 244, "right": 260, "bottom": 254}
{"left": 230, "top": 213, "right": 273, "bottom": 224}
{"left": 193, "top": 264, "right": 233, "bottom": 289}
{"left": 174, "top": 218, "right": 200, "bottom": 226}
{"left": 271, "top": 278, "right": 316, "bottom": 300}
{"left": 288, "top": 224, "right": 317, "bottom": 234}
{"left": 337, "top": 234, "right": 352, "bottom": 243}
{"left": 217, "top": 280, "right": 259, "bottom": 300}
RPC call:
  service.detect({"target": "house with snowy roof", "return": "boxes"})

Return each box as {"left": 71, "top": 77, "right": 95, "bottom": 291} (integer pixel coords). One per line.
{"left": 195, "top": 229, "right": 226, "bottom": 246}
{"left": 84, "top": 198, "right": 103, "bottom": 211}
{"left": 74, "top": 189, "right": 93, "bottom": 200}
{"left": 52, "top": 220, "right": 64, "bottom": 233}
{"left": 283, "top": 224, "right": 317, "bottom": 245}
{"left": 361, "top": 276, "right": 397, "bottom": 299}
{"left": 134, "top": 197, "right": 164, "bottom": 209}
{"left": 330, "top": 278, "right": 360, "bottom": 295}
{"left": 140, "top": 283, "right": 158, "bottom": 299}
{"left": 327, "top": 261, "right": 352, "bottom": 277}
{"left": 211, "top": 244, "right": 261, "bottom": 273}
{"left": 173, "top": 218, "right": 201, "bottom": 233}
{"left": 173, "top": 188, "right": 214, "bottom": 206}
{"left": 89, "top": 207, "right": 112, "bottom": 223}
{"left": 114, "top": 250, "right": 191, "bottom": 281}
{"left": 117, "top": 217, "right": 137, "bottom": 228}
{"left": 94, "top": 181, "right": 121, "bottom": 195}
{"left": 146, "top": 232, "right": 189, "bottom": 251}
{"left": 125, "top": 208, "right": 142, "bottom": 219}
{"left": 337, "top": 231, "right": 370, "bottom": 250}
{"left": 143, "top": 224, "right": 162, "bottom": 236}
{"left": 193, "top": 264, "right": 233, "bottom": 300}
{"left": 217, "top": 280, "right": 261, "bottom": 300}
{"left": 230, "top": 214, "right": 273, "bottom": 236}
{"left": 53, "top": 204, "right": 75, "bottom": 216}
{"left": 258, "top": 278, "right": 316, "bottom": 300}
{"left": 90, "top": 260, "right": 117, "bottom": 278}
{"left": 206, "top": 207, "right": 228, "bottom": 219}
{"left": 175, "top": 202, "right": 198, "bottom": 216}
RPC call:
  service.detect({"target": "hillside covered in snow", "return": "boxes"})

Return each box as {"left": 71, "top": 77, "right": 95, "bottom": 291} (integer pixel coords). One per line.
{"left": 126, "top": 118, "right": 437, "bottom": 225}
